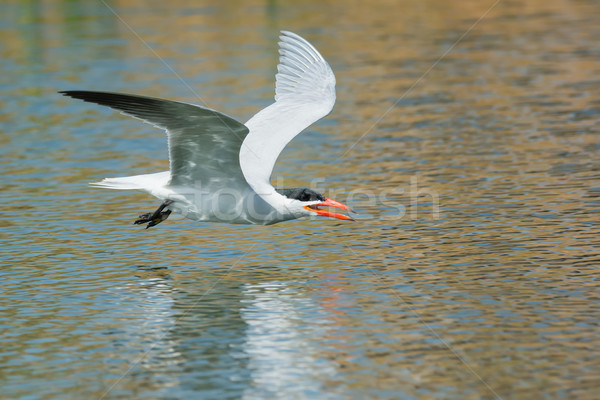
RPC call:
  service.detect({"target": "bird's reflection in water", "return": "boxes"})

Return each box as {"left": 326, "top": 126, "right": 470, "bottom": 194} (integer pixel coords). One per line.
{"left": 240, "top": 281, "right": 338, "bottom": 399}
{"left": 115, "top": 268, "right": 343, "bottom": 398}
{"left": 121, "top": 266, "right": 182, "bottom": 377}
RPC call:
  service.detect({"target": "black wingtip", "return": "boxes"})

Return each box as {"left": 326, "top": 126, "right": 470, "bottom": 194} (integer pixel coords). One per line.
{"left": 59, "top": 90, "right": 93, "bottom": 99}
{"left": 59, "top": 90, "right": 83, "bottom": 99}
{"left": 58, "top": 90, "right": 137, "bottom": 107}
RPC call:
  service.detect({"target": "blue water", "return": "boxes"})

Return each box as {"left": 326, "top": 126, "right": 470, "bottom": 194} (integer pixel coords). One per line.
{"left": 2, "top": 1, "right": 600, "bottom": 399}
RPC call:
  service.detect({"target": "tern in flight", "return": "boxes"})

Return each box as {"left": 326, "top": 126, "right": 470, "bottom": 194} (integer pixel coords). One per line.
{"left": 60, "top": 31, "right": 354, "bottom": 228}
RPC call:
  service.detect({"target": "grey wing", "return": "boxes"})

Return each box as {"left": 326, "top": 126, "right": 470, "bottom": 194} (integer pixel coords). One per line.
{"left": 60, "top": 91, "right": 250, "bottom": 189}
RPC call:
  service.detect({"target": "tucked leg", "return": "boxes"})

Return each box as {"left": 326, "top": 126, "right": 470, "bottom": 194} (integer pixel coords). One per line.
{"left": 134, "top": 200, "right": 174, "bottom": 229}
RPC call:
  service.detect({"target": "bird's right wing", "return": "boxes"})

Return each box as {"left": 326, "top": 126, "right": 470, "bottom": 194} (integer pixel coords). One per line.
{"left": 60, "top": 91, "right": 250, "bottom": 190}
{"left": 239, "top": 31, "right": 336, "bottom": 202}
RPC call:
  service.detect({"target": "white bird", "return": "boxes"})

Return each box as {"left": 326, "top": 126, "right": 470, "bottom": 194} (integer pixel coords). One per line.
{"left": 60, "top": 31, "right": 354, "bottom": 228}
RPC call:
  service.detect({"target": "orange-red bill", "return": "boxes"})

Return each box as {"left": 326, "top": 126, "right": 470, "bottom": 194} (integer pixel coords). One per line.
{"left": 304, "top": 197, "right": 356, "bottom": 221}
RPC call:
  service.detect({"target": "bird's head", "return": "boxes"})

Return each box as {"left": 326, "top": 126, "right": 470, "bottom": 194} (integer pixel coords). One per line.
{"left": 276, "top": 187, "right": 355, "bottom": 221}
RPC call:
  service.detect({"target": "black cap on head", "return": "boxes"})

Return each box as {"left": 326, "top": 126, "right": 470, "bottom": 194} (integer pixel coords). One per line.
{"left": 276, "top": 187, "right": 326, "bottom": 202}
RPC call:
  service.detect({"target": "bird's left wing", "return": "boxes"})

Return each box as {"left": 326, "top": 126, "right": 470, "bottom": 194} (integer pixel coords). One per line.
{"left": 59, "top": 91, "right": 250, "bottom": 189}
{"left": 239, "top": 31, "right": 336, "bottom": 199}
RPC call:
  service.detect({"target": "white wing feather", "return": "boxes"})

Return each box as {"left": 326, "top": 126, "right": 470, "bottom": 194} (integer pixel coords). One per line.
{"left": 239, "top": 31, "right": 336, "bottom": 201}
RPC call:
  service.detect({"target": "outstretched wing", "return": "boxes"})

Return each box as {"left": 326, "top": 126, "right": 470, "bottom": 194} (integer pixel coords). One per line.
{"left": 239, "top": 31, "right": 336, "bottom": 197}
{"left": 60, "top": 91, "right": 250, "bottom": 189}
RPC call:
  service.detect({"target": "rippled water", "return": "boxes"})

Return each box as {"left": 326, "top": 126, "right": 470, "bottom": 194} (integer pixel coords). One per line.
{"left": 2, "top": 1, "right": 599, "bottom": 399}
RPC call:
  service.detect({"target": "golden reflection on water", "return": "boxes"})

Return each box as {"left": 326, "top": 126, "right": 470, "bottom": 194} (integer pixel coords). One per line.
{"left": 2, "top": 0, "right": 600, "bottom": 399}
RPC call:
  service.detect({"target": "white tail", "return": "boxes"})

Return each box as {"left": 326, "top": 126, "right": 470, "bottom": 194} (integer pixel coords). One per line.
{"left": 90, "top": 171, "right": 170, "bottom": 190}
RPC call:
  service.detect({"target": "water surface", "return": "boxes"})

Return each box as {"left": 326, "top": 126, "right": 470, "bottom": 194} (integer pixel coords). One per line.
{"left": 1, "top": 1, "right": 599, "bottom": 399}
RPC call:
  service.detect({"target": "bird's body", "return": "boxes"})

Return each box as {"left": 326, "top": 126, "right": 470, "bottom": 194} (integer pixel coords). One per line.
{"left": 92, "top": 171, "right": 282, "bottom": 225}
{"left": 61, "top": 31, "right": 353, "bottom": 227}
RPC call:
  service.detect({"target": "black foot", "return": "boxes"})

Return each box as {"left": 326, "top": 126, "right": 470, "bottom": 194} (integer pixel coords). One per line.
{"left": 134, "top": 200, "right": 173, "bottom": 229}
{"left": 134, "top": 212, "right": 153, "bottom": 223}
